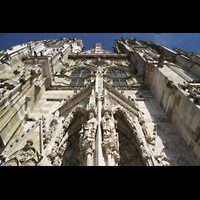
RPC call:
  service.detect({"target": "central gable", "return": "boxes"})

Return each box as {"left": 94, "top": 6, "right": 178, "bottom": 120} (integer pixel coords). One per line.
{"left": 103, "top": 81, "right": 140, "bottom": 117}
{"left": 80, "top": 43, "right": 118, "bottom": 55}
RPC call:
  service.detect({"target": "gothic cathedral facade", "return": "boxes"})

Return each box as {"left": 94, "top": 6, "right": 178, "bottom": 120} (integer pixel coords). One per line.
{"left": 0, "top": 37, "right": 200, "bottom": 166}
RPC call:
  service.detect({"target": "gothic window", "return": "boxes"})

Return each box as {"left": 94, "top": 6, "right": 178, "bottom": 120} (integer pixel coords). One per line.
{"left": 70, "top": 69, "right": 91, "bottom": 86}
{"left": 77, "top": 79, "right": 84, "bottom": 85}
{"left": 107, "top": 70, "right": 117, "bottom": 77}
{"left": 106, "top": 69, "right": 128, "bottom": 86}
{"left": 117, "top": 70, "right": 126, "bottom": 77}
{"left": 117, "top": 70, "right": 127, "bottom": 77}
{"left": 70, "top": 79, "right": 78, "bottom": 85}
{"left": 120, "top": 80, "right": 128, "bottom": 86}
{"left": 81, "top": 69, "right": 91, "bottom": 77}
{"left": 113, "top": 80, "right": 120, "bottom": 86}
{"left": 71, "top": 69, "right": 81, "bottom": 77}
{"left": 106, "top": 69, "right": 127, "bottom": 78}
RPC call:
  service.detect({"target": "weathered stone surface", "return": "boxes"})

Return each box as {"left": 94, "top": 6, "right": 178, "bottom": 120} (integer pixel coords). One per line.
{"left": 0, "top": 37, "right": 200, "bottom": 166}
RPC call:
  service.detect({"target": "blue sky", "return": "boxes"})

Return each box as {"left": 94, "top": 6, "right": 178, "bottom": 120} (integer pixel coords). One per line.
{"left": 0, "top": 33, "right": 200, "bottom": 53}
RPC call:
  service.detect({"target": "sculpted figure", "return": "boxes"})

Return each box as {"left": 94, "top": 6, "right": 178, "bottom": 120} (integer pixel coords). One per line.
{"left": 79, "top": 112, "right": 97, "bottom": 164}
{"left": 178, "top": 82, "right": 189, "bottom": 90}
{"left": 101, "top": 112, "right": 117, "bottom": 139}
{"left": 43, "top": 131, "right": 52, "bottom": 149}
{"left": 2, "top": 139, "right": 42, "bottom": 166}
{"left": 101, "top": 112, "right": 120, "bottom": 165}
{"left": 84, "top": 112, "right": 97, "bottom": 139}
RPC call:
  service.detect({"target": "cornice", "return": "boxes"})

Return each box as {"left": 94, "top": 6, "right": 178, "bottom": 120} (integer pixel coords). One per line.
{"left": 68, "top": 53, "right": 127, "bottom": 59}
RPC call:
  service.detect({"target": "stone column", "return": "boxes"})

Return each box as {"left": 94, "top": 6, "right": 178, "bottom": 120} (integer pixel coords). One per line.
{"left": 86, "top": 153, "right": 93, "bottom": 166}
{"left": 95, "top": 65, "right": 104, "bottom": 166}
{"left": 96, "top": 97, "right": 103, "bottom": 166}
{"left": 107, "top": 153, "right": 112, "bottom": 166}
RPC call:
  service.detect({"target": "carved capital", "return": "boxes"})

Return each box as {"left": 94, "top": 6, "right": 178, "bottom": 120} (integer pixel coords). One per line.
{"left": 102, "top": 137, "right": 120, "bottom": 165}
{"left": 102, "top": 138, "right": 115, "bottom": 155}
{"left": 83, "top": 139, "right": 95, "bottom": 155}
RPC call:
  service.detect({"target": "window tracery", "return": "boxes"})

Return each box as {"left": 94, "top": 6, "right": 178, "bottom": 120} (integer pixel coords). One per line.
{"left": 106, "top": 69, "right": 127, "bottom": 86}
{"left": 70, "top": 68, "right": 91, "bottom": 86}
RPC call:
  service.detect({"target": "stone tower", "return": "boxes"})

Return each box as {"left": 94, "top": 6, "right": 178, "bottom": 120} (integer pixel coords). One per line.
{"left": 0, "top": 36, "right": 200, "bottom": 166}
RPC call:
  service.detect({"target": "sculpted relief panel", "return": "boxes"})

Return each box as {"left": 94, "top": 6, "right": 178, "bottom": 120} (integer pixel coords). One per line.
{"left": 1, "top": 139, "right": 42, "bottom": 166}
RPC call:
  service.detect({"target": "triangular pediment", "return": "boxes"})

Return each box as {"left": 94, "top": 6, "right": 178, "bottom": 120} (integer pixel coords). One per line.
{"left": 80, "top": 43, "right": 117, "bottom": 55}
{"left": 103, "top": 81, "right": 140, "bottom": 117}
{"left": 58, "top": 84, "right": 94, "bottom": 117}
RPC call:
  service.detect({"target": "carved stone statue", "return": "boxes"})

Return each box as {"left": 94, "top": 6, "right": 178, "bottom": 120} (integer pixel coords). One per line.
{"left": 101, "top": 112, "right": 120, "bottom": 165}
{"left": 84, "top": 112, "right": 97, "bottom": 139}
{"left": 79, "top": 112, "right": 97, "bottom": 165}
{"left": 43, "top": 131, "right": 52, "bottom": 149}
{"left": 178, "top": 82, "right": 189, "bottom": 90}
{"left": 158, "top": 54, "right": 164, "bottom": 67}
{"left": 101, "top": 112, "right": 117, "bottom": 139}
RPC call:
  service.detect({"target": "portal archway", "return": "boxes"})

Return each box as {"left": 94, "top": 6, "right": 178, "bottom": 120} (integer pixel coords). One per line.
{"left": 114, "top": 110, "right": 145, "bottom": 166}
{"left": 61, "top": 111, "right": 84, "bottom": 166}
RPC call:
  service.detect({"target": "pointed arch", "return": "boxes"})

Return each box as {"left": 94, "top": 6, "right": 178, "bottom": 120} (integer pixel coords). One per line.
{"left": 113, "top": 109, "right": 145, "bottom": 166}
{"left": 61, "top": 129, "right": 80, "bottom": 166}
{"left": 71, "top": 105, "right": 87, "bottom": 116}
{"left": 106, "top": 69, "right": 127, "bottom": 77}
{"left": 117, "top": 70, "right": 127, "bottom": 77}
{"left": 106, "top": 69, "right": 127, "bottom": 86}
{"left": 106, "top": 69, "right": 117, "bottom": 77}
{"left": 81, "top": 69, "right": 91, "bottom": 77}
{"left": 71, "top": 69, "right": 81, "bottom": 77}
{"left": 70, "top": 68, "right": 91, "bottom": 86}
{"left": 111, "top": 105, "right": 137, "bottom": 131}
{"left": 111, "top": 106, "right": 154, "bottom": 166}
{"left": 63, "top": 105, "right": 87, "bottom": 130}
{"left": 59, "top": 106, "right": 87, "bottom": 166}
